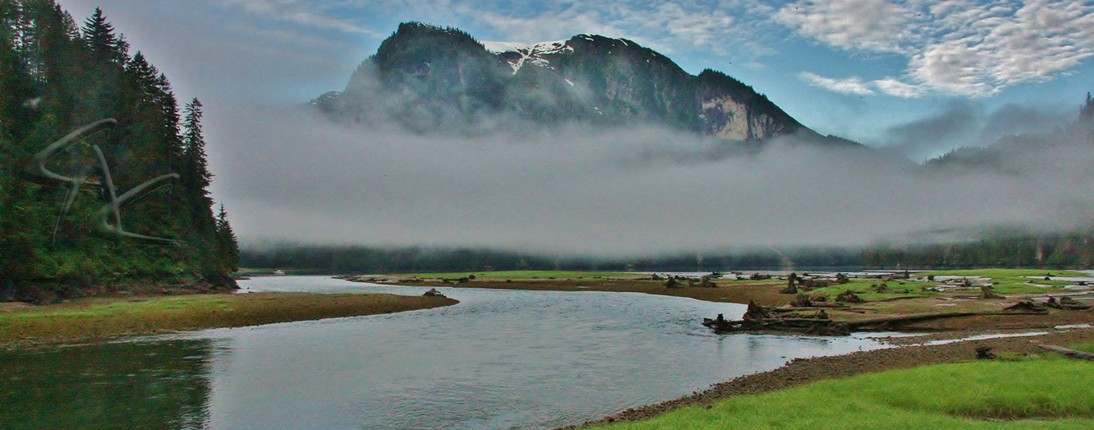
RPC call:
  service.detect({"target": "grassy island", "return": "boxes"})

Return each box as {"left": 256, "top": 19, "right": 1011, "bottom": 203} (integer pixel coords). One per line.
{"left": 0, "top": 291, "right": 457, "bottom": 348}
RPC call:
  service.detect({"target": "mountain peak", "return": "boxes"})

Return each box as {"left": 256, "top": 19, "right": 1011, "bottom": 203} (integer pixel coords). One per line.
{"left": 322, "top": 22, "right": 821, "bottom": 142}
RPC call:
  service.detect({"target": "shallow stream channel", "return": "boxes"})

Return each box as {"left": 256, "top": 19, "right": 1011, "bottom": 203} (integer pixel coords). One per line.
{"left": 1, "top": 276, "right": 887, "bottom": 429}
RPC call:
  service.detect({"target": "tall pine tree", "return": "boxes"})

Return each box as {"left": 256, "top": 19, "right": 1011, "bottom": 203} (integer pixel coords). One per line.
{"left": 1, "top": 2, "right": 238, "bottom": 301}
{"left": 215, "top": 204, "right": 240, "bottom": 274}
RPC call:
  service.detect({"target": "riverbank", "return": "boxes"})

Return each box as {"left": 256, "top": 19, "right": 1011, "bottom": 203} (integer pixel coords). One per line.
{"left": 343, "top": 269, "right": 1093, "bottom": 333}
{"left": 341, "top": 270, "right": 1092, "bottom": 427}
{"left": 570, "top": 328, "right": 1094, "bottom": 428}
{"left": 0, "top": 292, "right": 457, "bottom": 349}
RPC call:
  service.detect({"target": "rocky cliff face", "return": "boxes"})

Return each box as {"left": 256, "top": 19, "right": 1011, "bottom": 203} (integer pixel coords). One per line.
{"left": 316, "top": 22, "right": 815, "bottom": 142}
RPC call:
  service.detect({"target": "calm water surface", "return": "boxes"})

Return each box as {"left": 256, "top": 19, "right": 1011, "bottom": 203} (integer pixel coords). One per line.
{"left": 1, "top": 276, "right": 886, "bottom": 429}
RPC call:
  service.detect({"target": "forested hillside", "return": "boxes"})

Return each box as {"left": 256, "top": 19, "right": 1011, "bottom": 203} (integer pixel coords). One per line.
{"left": 0, "top": 1, "right": 238, "bottom": 302}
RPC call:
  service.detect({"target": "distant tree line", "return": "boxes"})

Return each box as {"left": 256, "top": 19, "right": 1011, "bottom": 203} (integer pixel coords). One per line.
{"left": 239, "top": 245, "right": 864, "bottom": 274}
{"left": 242, "top": 234, "right": 1094, "bottom": 274}
{"left": 862, "top": 232, "right": 1094, "bottom": 269}
{"left": 1, "top": 1, "right": 238, "bottom": 301}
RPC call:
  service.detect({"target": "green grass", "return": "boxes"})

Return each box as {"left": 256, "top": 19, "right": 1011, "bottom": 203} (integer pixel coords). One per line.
{"left": 0, "top": 293, "right": 456, "bottom": 346}
{"left": 1073, "top": 343, "right": 1094, "bottom": 354}
{"left": 595, "top": 359, "right": 1094, "bottom": 429}
{"left": 389, "top": 270, "right": 641, "bottom": 280}
{"left": 808, "top": 279, "right": 929, "bottom": 302}
{"left": 922, "top": 269, "right": 1088, "bottom": 279}
{"left": 0, "top": 296, "right": 231, "bottom": 321}
{"left": 923, "top": 268, "right": 1088, "bottom": 294}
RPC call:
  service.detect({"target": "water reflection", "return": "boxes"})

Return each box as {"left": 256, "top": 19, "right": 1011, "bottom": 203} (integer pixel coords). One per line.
{"left": 0, "top": 277, "right": 887, "bottom": 429}
{"left": 0, "top": 340, "right": 215, "bottom": 430}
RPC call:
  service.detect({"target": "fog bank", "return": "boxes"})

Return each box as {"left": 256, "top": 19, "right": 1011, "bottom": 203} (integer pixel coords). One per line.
{"left": 207, "top": 104, "right": 1094, "bottom": 257}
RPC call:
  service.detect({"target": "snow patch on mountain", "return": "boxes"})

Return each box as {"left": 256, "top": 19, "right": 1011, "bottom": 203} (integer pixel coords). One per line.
{"left": 483, "top": 40, "right": 574, "bottom": 74}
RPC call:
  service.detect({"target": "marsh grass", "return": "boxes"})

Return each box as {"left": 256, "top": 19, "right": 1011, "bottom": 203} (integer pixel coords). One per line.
{"left": 923, "top": 269, "right": 1088, "bottom": 294}
{"left": 0, "top": 293, "right": 456, "bottom": 347}
{"left": 808, "top": 279, "right": 929, "bottom": 302}
{"left": 393, "top": 270, "right": 640, "bottom": 280}
{"left": 1072, "top": 343, "right": 1094, "bottom": 354}
{"left": 595, "top": 359, "right": 1093, "bottom": 430}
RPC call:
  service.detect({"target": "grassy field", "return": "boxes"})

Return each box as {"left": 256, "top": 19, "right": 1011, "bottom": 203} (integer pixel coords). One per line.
{"left": 593, "top": 358, "right": 1094, "bottom": 429}
{"left": 807, "top": 279, "right": 931, "bottom": 301}
{"left": 803, "top": 268, "right": 1089, "bottom": 300}
{"left": 923, "top": 268, "right": 1089, "bottom": 294}
{"left": 0, "top": 292, "right": 456, "bottom": 347}
{"left": 390, "top": 270, "right": 642, "bottom": 281}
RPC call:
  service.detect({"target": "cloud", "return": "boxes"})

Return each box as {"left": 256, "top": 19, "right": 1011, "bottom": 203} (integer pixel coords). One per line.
{"left": 777, "top": 0, "right": 1094, "bottom": 97}
{"left": 880, "top": 101, "right": 983, "bottom": 160}
{"left": 799, "top": 72, "right": 874, "bottom": 95}
{"left": 799, "top": 73, "right": 925, "bottom": 98}
{"left": 879, "top": 100, "right": 1073, "bottom": 161}
{"left": 56, "top": 0, "right": 370, "bottom": 104}
{"left": 387, "top": 0, "right": 777, "bottom": 57}
{"left": 774, "top": 0, "right": 914, "bottom": 53}
{"left": 215, "top": 0, "right": 381, "bottom": 36}
{"left": 206, "top": 97, "right": 1094, "bottom": 257}
{"left": 873, "top": 77, "right": 926, "bottom": 98}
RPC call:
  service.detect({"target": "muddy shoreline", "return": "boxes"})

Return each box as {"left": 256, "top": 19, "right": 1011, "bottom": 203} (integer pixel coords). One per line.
{"left": 344, "top": 276, "right": 1093, "bottom": 332}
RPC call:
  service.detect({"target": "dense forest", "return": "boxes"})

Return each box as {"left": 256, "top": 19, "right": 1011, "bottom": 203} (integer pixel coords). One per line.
{"left": 1, "top": 1, "right": 238, "bottom": 302}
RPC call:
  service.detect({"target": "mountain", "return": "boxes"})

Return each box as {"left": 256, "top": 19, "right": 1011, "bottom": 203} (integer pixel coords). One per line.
{"left": 315, "top": 22, "right": 828, "bottom": 143}
{"left": 927, "top": 95, "right": 1094, "bottom": 171}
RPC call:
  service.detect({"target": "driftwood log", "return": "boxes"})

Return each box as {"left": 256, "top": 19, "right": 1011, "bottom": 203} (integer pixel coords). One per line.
{"left": 1038, "top": 344, "right": 1094, "bottom": 360}
{"left": 1046, "top": 296, "right": 1091, "bottom": 310}
{"left": 704, "top": 302, "right": 1051, "bottom": 336}
{"left": 1004, "top": 301, "right": 1049, "bottom": 313}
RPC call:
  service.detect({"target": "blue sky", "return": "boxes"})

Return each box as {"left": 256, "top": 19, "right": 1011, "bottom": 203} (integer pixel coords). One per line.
{"left": 56, "top": 0, "right": 1094, "bottom": 160}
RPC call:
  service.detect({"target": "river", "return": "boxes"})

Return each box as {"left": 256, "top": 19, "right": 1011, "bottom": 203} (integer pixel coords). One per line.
{"left": 0, "top": 276, "right": 886, "bottom": 429}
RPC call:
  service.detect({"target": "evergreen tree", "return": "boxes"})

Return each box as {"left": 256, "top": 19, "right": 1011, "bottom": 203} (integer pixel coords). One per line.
{"left": 0, "top": 2, "right": 237, "bottom": 301}
{"left": 215, "top": 204, "right": 240, "bottom": 273}
{"left": 181, "top": 97, "right": 213, "bottom": 226}
{"left": 180, "top": 98, "right": 224, "bottom": 280}
{"left": 81, "top": 7, "right": 123, "bottom": 65}
{"left": 181, "top": 99, "right": 211, "bottom": 189}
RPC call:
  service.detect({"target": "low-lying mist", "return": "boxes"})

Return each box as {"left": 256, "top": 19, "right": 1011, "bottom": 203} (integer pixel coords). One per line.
{"left": 207, "top": 103, "right": 1094, "bottom": 258}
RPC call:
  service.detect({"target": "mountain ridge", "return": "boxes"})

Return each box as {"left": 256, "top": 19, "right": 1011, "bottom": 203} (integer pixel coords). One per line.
{"left": 316, "top": 22, "right": 845, "bottom": 144}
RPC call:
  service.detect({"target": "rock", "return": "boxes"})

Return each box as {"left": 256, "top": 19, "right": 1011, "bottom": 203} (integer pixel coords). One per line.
{"left": 423, "top": 288, "right": 446, "bottom": 297}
